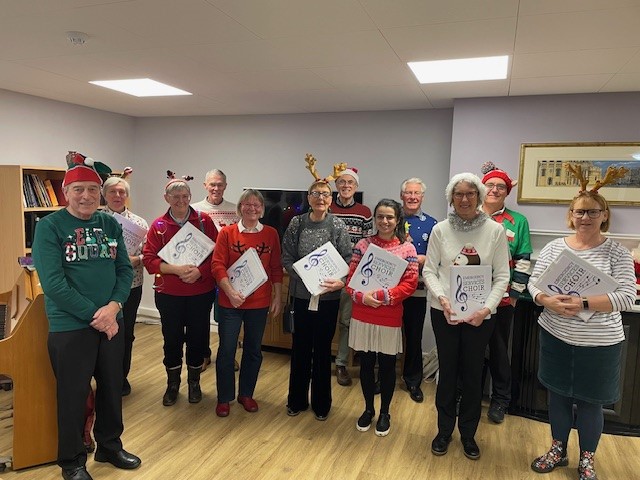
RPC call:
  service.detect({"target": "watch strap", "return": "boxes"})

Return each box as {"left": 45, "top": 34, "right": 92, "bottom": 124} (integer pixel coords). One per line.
{"left": 581, "top": 297, "right": 589, "bottom": 310}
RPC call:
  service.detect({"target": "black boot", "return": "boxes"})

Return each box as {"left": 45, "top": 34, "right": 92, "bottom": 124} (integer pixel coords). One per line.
{"left": 187, "top": 365, "right": 202, "bottom": 404}
{"left": 163, "top": 366, "right": 181, "bottom": 406}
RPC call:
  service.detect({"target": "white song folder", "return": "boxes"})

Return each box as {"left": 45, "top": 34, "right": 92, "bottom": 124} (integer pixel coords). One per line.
{"left": 347, "top": 243, "right": 408, "bottom": 292}
{"left": 534, "top": 248, "right": 619, "bottom": 321}
{"left": 449, "top": 265, "right": 492, "bottom": 318}
{"left": 113, "top": 212, "right": 148, "bottom": 255}
{"left": 158, "top": 221, "right": 215, "bottom": 267}
{"left": 293, "top": 241, "right": 349, "bottom": 296}
{"left": 227, "top": 248, "right": 268, "bottom": 298}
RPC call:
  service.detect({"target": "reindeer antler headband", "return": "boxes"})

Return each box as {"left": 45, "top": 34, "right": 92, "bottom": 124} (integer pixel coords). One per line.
{"left": 564, "top": 163, "right": 629, "bottom": 193}
{"left": 165, "top": 170, "right": 194, "bottom": 189}
{"left": 305, "top": 153, "right": 347, "bottom": 183}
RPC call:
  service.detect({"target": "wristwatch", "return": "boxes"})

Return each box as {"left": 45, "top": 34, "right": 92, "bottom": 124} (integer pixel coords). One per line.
{"left": 117, "top": 301, "right": 124, "bottom": 310}
{"left": 581, "top": 297, "right": 589, "bottom": 310}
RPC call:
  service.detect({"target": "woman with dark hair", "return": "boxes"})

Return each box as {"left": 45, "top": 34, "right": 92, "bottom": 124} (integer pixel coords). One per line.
{"left": 346, "top": 199, "right": 418, "bottom": 436}
{"left": 211, "top": 189, "right": 283, "bottom": 417}
{"left": 143, "top": 176, "right": 218, "bottom": 407}
{"left": 281, "top": 180, "right": 352, "bottom": 421}
{"left": 528, "top": 170, "right": 636, "bottom": 480}
{"left": 423, "top": 172, "right": 510, "bottom": 460}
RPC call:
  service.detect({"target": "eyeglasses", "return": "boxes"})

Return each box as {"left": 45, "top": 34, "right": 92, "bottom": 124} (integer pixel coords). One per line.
{"left": 241, "top": 203, "right": 262, "bottom": 209}
{"left": 402, "top": 191, "right": 423, "bottom": 197}
{"left": 309, "top": 191, "right": 331, "bottom": 198}
{"left": 207, "top": 183, "right": 225, "bottom": 188}
{"left": 571, "top": 209, "right": 603, "bottom": 219}
{"left": 453, "top": 191, "right": 478, "bottom": 200}
{"left": 336, "top": 179, "right": 356, "bottom": 187}
{"left": 484, "top": 183, "right": 507, "bottom": 192}
{"left": 167, "top": 194, "right": 191, "bottom": 201}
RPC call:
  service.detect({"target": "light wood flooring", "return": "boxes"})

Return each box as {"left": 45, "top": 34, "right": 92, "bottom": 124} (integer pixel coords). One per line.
{"left": 1, "top": 322, "right": 639, "bottom": 480}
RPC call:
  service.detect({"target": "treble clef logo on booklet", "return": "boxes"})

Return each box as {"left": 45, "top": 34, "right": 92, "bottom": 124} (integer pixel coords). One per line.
{"left": 172, "top": 232, "right": 193, "bottom": 259}
{"left": 359, "top": 252, "right": 374, "bottom": 286}
{"left": 455, "top": 274, "right": 469, "bottom": 312}
{"left": 304, "top": 249, "right": 327, "bottom": 270}
{"left": 230, "top": 260, "right": 248, "bottom": 283}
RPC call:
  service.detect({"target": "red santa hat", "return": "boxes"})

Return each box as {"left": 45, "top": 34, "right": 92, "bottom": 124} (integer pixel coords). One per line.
{"left": 481, "top": 161, "right": 515, "bottom": 194}
{"left": 461, "top": 244, "right": 478, "bottom": 256}
{"left": 336, "top": 167, "right": 359, "bottom": 185}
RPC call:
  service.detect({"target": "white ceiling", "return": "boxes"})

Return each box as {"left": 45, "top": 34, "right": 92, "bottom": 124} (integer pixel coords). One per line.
{"left": 1, "top": 0, "right": 639, "bottom": 117}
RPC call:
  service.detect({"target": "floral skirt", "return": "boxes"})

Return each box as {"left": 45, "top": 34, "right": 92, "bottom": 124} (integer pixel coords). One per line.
{"left": 348, "top": 318, "right": 402, "bottom": 356}
{"left": 538, "top": 327, "right": 623, "bottom": 404}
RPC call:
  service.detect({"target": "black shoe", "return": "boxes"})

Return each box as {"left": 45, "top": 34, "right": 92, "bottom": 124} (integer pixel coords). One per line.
{"left": 286, "top": 405, "right": 308, "bottom": 417}
{"left": 336, "top": 366, "right": 352, "bottom": 386}
{"left": 431, "top": 434, "right": 452, "bottom": 456}
{"left": 356, "top": 410, "right": 375, "bottom": 432}
{"left": 121, "top": 379, "right": 131, "bottom": 397}
{"left": 488, "top": 403, "right": 507, "bottom": 424}
{"left": 408, "top": 385, "right": 424, "bottom": 403}
{"left": 94, "top": 448, "right": 141, "bottom": 470}
{"left": 375, "top": 413, "right": 391, "bottom": 437}
{"left": 62, "top": 466, "right": 93, "bottom": 480}
{"left": 461, "top": 437, "right": 481, "bottom": 460}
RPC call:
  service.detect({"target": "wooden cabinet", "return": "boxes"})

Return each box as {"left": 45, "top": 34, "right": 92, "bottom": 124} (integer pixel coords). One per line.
{"left": 0, "top": 165, "right": 66, "bottom": 293}
{"left": 261, "top": 274, "right": 341, "bottom": 355}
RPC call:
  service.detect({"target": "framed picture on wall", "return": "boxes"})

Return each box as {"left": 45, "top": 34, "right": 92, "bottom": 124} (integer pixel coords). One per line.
{"left": 517, "top": 142, "right": 640, "bottom": 206}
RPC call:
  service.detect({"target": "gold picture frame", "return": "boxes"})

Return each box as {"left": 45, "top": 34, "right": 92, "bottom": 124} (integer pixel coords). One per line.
{"left": 517, "top": 142, "right": 640, "bottom": 206}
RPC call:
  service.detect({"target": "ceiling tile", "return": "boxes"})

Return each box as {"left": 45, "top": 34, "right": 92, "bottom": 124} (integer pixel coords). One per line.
{"left": 509, "top": 74, "right": 612, "bottom": 95}
{"left": 516, "top": 7, "right": 640, "bottom": 53}
{"left": 519, "top": 0, "right": 640, "bottom": 16}
{"left": 360, "top": 0, "right": 518, "bottom": 28}
{"left": 600, "top": 73, "right": 640, "bottom": 92}
{"left": 382, "top": 18, "right": 517, "bottom": 61}
{"left": 208, "top": 0, "right": 376, "bottom": 38}
{"left": 512, "top": 49, "right": 637, "bottom": 77}
{"left": 311, "top": 62, "right": 415, "bottom": 87}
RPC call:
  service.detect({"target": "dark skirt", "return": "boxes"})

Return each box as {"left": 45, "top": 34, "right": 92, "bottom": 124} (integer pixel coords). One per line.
{"left": 538, "top": 327, "right": 623, "bottom": 405}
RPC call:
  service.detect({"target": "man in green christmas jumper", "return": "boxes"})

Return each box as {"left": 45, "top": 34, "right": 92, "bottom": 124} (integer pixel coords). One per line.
{"left": 480, "top": 162, "right": 532, "bottom": 425}
{"left": 32, "top": 152, "right": 140, "bottom": 480}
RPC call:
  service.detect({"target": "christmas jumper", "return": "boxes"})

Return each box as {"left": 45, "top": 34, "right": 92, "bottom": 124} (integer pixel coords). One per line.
{"left": 32, "top": 208, "right": 133, "bottom": 332}
{"left": 212, "top": 223, "right": 283, "bottom": 309}
{"left": 346, "top": 235, "right": 418, "bottom": 328}
{"left": 330, "top": 200, "right": 373, "bottom": 247}
{"left": 143, "top": 207, "right": 217, "bottom": 296}
{"left": 192, "top": 197, "right": 239, "bottom": 232}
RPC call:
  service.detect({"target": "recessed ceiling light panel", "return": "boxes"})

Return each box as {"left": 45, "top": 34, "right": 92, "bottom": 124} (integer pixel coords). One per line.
{"left": 408, "top": 55, "right": 509, "bottom": 84}
{"left": 89, "top": 78, "right": 192, "bottom": 97}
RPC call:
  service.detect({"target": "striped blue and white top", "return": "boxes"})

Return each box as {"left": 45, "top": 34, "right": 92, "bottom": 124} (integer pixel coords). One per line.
{"left": 528, "top": 237, "right": 636, "bottom": 347}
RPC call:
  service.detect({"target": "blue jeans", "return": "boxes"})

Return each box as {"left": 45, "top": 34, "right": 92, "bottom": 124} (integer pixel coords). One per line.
{"left": 216, "top": 306, "right": 268, "bottom": 403}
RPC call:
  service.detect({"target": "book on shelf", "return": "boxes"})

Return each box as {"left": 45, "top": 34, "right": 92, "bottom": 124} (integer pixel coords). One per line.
{"left": 22, "top": 175, "right": 38, "bottom": 208}
{"left": 533, "top": 248, "right": 619, "bottom": 321}
{"left": 43, "top": 179, "right": 59, "bottom": 207}
{"left": 449, "top": 265, "right": 492, "bottom": 319}
{"left": 157, "top": 221, "right": 215, "bottom": 267}
{"left": 293, "top": 241, "right": 350, "bottom": 296}
{"left": 30, "top": 174, "right": 51, "bottom": 207}
{"left": 226, "top": 248, "right": 268, "bottom": 298}
{"left": 347, "top": 242, "right": 408, "bottom": 293}
{"left": 50, "top": 178, "right": 67, "bottom": 206}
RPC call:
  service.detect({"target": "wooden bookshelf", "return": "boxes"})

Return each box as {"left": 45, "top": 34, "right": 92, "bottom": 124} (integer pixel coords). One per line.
{"left": 0, "top": 166, "right": 67, "bottom": 293}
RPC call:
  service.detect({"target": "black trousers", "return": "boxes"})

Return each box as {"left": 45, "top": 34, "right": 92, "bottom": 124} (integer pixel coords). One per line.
{"left": 487, "top": 304, "right": 514, "bottom": 407}
{"left": 401, "top": 296, "right": 426, "bottom": 388}
{"left": 48, "top": 321, "right": 125, "bottom": 470}
{"left": 122, "top": 285, "right": 143, "bottom": 381}
{"left": 431, "top": 308, "right": 496, "bottom": 438}
{"left": 155, "top": 291, "right": 214, "bottom": 368}
{"left": 287, "top": 297, "right": 339, "bottom": 417}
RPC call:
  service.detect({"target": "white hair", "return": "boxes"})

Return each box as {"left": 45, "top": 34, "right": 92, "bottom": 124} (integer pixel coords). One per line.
{"left": 445, "top": 172, "right": 486, "bottom": 206}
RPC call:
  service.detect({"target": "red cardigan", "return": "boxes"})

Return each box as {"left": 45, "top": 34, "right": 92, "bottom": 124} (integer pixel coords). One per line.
{"left": 211, "top": 224, "right": 283, "bottom": 309}
{"left": 143, "top": 208, "right": 218, "bottom": 296}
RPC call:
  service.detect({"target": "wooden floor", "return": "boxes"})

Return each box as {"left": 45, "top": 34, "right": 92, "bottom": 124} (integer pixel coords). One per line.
{"left": 1, "top": 322, "right": 639, "bottom": 479}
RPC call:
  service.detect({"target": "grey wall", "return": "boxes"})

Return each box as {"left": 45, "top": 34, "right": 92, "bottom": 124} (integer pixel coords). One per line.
{"left": 0, "top": 89, "right": 134, "bottom": 167}
{"left": 132, "top": 109, "right": 454, "bottom": 312}
{"left": 449, "top": 92, "right": 640, "bottom": 235}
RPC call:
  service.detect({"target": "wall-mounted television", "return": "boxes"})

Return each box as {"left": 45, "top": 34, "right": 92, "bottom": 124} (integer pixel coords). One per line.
{"left": 246, "top": 187, "right": 363, "bottom": 239}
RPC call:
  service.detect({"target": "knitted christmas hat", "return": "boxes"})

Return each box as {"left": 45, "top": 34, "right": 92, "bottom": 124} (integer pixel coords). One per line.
{"left": 480, "top": 161, "right": 514, "bottom": 194}
{"left": 63, "top": 151, "right": 112, "bottom": 187}
{"left": 461, "top": 243, "right": 478, "bottom": 256}
{"left": 336, "top": 167, "right": 359, "bottom": 185}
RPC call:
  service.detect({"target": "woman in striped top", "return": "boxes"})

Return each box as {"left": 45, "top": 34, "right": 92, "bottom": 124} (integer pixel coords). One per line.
{"left": 528, "top": 190, "right": 636, "bottom": 480}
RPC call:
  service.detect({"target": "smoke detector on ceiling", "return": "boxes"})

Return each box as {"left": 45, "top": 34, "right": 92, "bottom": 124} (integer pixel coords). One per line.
{"left": 66, "top": 31, "right": 89, "bottom": 46}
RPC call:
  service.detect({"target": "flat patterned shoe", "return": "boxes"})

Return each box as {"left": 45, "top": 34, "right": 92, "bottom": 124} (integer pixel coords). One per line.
{"left": 531, "top": 439, "right": 568, "bottom": 473}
